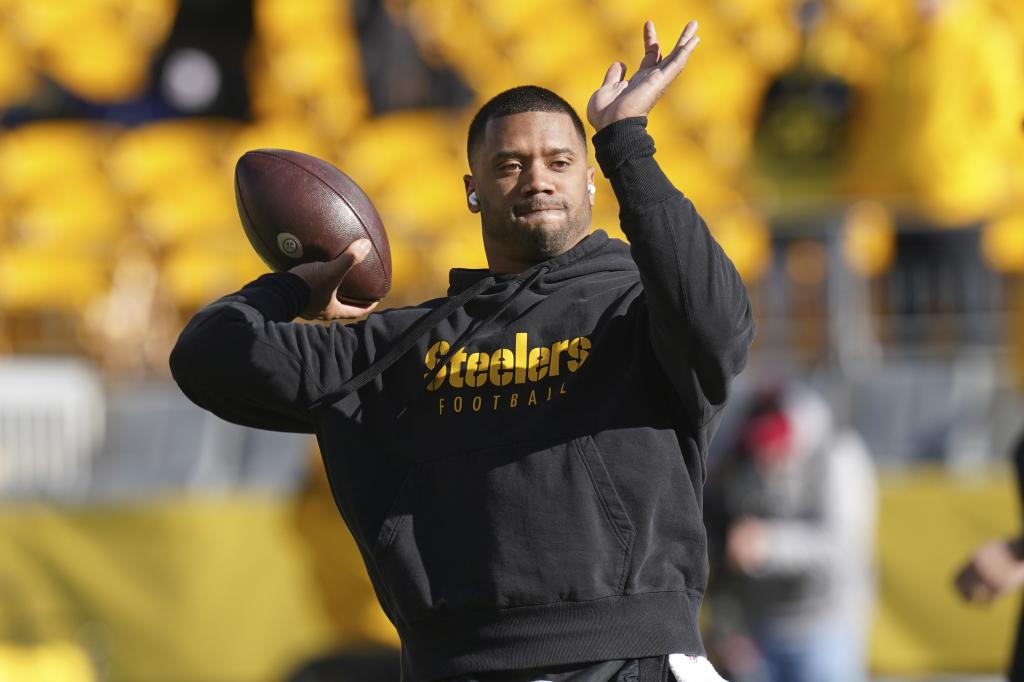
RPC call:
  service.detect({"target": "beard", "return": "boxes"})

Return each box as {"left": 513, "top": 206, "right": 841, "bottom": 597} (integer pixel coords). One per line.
{"left": 482, "top": 191, "right": 592, "bottom": 263}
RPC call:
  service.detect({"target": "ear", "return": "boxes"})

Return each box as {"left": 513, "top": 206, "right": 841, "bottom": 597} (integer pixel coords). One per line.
{"left": 587, "top": 166, "right": 596, "bottom": 207}
{"left": 463, "top": 174, "right": 480, "bottom": 213}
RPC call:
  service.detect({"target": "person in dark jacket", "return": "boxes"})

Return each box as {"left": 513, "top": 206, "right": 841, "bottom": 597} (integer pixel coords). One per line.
{"left": 170, "top": 19, "right": 754, "bottom": 682}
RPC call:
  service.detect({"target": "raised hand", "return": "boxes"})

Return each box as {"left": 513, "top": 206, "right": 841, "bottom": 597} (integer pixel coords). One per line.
{"left": 290, "top": 239, "right": 380, "bottom": 321}
{"left": 587, "top": 20, "right": 700, "bottom": 132}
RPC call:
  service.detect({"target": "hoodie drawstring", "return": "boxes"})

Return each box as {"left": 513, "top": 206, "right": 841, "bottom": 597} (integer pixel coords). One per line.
{"left": 309, "top": 265, "right": 549, "bottom": 414}
{"left": 395, "top": 265, "right": 549, "bottom": 419}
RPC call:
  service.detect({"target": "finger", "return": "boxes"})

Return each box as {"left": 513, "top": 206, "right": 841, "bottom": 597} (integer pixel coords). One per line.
{"left": 638, "top": 20, "right": 660, "bottom": 71}
{"left": 601, "top": 61, "right": 627, "bottom": 87}
{"left": 658, "top": 30, "right": 700, "bottom": 79}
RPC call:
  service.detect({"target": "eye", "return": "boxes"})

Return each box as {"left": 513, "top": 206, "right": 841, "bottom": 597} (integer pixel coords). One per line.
{"left": 498, "top": 161, "right": 522, "bottom": 172}
{"left": 550, "top": 159, "right": 571, "bottom": 170}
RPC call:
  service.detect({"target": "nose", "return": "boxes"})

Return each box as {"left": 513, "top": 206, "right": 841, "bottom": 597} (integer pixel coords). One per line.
{"left": 519, "top": 161, "right": 555, "bottom": 196}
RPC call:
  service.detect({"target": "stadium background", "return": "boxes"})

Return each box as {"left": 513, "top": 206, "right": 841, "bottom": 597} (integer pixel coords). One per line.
{"left": 0, "top": 0, "right": 1023, "bottom": 679}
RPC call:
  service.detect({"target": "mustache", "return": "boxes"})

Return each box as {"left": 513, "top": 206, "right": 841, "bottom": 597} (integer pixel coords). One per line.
{"left": 512, "top": 199, "right": 568, "bottom": 216}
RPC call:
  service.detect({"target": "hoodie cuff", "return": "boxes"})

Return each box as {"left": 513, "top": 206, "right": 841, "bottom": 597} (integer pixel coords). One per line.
{"left": 592, "top": 117, "right": 677, "bottom": 215}
{"left": 593, "top": 117, "right": 654, "bottom": 171}
{"left": 237, "top": 271, "right": 311, "bottom": 321}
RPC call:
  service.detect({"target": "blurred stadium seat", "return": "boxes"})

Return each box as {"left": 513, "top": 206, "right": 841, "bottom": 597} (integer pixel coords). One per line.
{"left": 0, "top": 28, "right": 35, "bottom": 107}
{"left": 0, "top": 122, "right": 112, "bottom": 203}
{"left": 107, "top": 120, "right": 235, "bottom": 198}
{"left": 0, "top": 251, "right": 109, "bottom": 314}
{"left": 162, "top": 243, "right": 266, "bottom": 310}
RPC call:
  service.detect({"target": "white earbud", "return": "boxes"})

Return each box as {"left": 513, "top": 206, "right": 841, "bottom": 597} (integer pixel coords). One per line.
{"left": 468, "top": 191, "right": 479, "bottom": 209}
{"left": 587, "top": 183, "right": 596, "bottom": 199}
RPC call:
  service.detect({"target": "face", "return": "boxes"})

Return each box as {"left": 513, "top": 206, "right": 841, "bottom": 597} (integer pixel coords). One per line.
{"left": 466, "top": 111, "right": 595, "bottom": 270}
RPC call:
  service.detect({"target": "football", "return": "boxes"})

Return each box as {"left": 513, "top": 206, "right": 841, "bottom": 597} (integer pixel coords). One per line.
{"left": 234, "top": 149, "right": 392, "bottom": 304}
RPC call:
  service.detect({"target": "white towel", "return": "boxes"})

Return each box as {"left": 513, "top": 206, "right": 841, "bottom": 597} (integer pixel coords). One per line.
{"left": 667, "top": 655, "right": 728, "bottom": 682}
{"left": 530, "top": 655, "right": 727, "bottom": 682}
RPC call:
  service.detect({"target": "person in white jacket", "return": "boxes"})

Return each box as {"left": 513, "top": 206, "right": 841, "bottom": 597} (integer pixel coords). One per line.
{"left": 704, "top": 382, "right": 877, "bottom": 682}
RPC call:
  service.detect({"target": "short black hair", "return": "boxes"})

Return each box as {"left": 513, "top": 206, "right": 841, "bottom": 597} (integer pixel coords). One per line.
{"left": 467, "top": 85, "right": 587, "bottom": 163}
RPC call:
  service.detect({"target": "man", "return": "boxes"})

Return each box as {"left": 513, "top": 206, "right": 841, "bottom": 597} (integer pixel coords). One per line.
{"left": 171, "top": 20, "right": 754, "bottom": 682}
{"left": 704, "top": 383, "right": 876, "bottom": 682}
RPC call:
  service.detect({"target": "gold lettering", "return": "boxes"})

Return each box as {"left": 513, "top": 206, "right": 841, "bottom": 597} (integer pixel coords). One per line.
{"left": 448, "top": 348, "right": 468, "bottom": 388}
{"left": 453, "top": 396, "right": 463, "bottom": 413}
{"left": 492, "top": 394, "right": 502, "bottom": 410}
{"left": 438, "top": 398, "right": 446, "bottom": 415}
{"left": 527, "top": 347, "right": 550, "bottom": 382}
{"left": 472, "top": 395, "right": 483, "bottom": 412}
{"left": 514, "top": 333, "right": 528, "bottom": 384}
{"left": 528, "top": 389, "right": 538, "bottom": 406}
{"left": 549, "top": 339, "right": 569, "bottom": 377}
{"left": 489, "top": 348, "right": 514, "bottom": 387}
{"left": 560, "top": 382, "right": 568, "bottom": 395}
{"left": 464, "top": 352, "right": 490, "bottom": 388}
{"left": 546, "top": 386, "right": 553, "bottom": 401}
{"left": 566, "top": 336, "right": 591, "bottom": 372}
{"left": 510, "top": 392, "right": 519, "bottom": 408}
{"left": 424, "top": 341, "right": 450, "bottom": 391}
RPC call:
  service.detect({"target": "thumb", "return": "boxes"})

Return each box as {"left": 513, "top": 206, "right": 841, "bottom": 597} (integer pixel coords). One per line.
{"left": 601, "top": 61, "right": 626, "bottom": 87}
{"left": 325, "top": 238, "right": 373, "bottom": 284}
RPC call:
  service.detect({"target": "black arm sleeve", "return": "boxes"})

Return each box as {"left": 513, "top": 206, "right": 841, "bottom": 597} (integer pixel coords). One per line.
{"left": 169, "top": 272, "right": 365, "bottom": 433}
{"left": 594, "top": 117, "right": 756, "bottom": 425}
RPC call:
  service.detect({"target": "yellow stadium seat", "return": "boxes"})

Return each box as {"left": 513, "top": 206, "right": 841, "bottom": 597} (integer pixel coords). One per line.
{"left": 12, "top": 180, "right": 127, "bottom": 253}
{"left": 163, "top": 244, "right": 257, "bottom": 310}
{"left": 256, "top": 0, "right": 349, "bottom": 46}
{"left": 226, "top": 119, "right": 336, "bottom": 172}
{"left": 44, "top": 26, "right": 150, "bottom": 101}
{"left": 135, "top": 172, "right": 239, "bottom": 247}
{"left": 336, "top": 112, "right": 464, "bottom": 199}
{"left": 805, "top": 14, "right": 886, "bottom": 86}
{"left": 267, "top": 32, "right": 363, "bottom": 100}
{"left": 336, "top": 112, "right": 469, "bottom": 236}
{"left": 427, "top": 216, "right": 488, "bottom": 275}
{"left": 0, "top": 122, "right": 113, "bottom": 203}
{"left": 665, "top": 45, "right": 765, "bottom": 130}
{"left": 386, "top": 0, "right": 513, "bottom": 90}
{"left": 384, "top": 235, "right": 431, "bottom": 302}
{"left": 0, "top": 29, "right": 35, "bottom": 107}
{"left": 0, "top": 250, "right": 109, "bottom": 313}
{"left": 6, "top": 1, "right": 90, "bottom": 51}
{"left": 735, "top": 11, "right": 801, "bottom": 75}
{"left": 982, "top": 212, "right": 1024, "bottom": 274}
{"left": 475, "top": 0, "right": 585, "bottom": 36}
{"left": 107, "top": 120, "right": 239, "bottom": 199}
{"left": 703, "top": 203, "right": 771, "bottom": 282}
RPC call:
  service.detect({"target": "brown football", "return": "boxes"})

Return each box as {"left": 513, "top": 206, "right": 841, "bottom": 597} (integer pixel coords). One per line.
{"left": 234, "top": 149, "right": 391, "bottom": 304}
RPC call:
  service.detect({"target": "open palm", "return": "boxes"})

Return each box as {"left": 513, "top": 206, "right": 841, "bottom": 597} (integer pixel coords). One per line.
{"left": 587, "top": 20, "right": 701, "bottom": 132}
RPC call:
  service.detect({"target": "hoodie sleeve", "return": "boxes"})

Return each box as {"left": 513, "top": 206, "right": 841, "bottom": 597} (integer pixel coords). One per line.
{"left": 169, "top": 271, "right": 366, "bottom": 433}
{"left": 593, "top": 117, "right": 755, "bottom": 425}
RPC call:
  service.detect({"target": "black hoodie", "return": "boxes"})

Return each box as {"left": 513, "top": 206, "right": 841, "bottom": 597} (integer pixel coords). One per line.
{"left": 170, "top": 117, "right": 755, "bottom": 681}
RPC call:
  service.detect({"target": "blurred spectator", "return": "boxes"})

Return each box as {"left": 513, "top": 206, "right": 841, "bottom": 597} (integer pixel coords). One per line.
{"left": 704, "top": 382, "right": 877, "bottom": 682}
{"left": 954, "top": 432, "right": 1024, "bottom": 681}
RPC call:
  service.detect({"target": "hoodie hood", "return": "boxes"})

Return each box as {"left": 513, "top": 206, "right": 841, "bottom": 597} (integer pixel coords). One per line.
{"left": 446, "top": 230, "right": 635, "bottom": 294}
